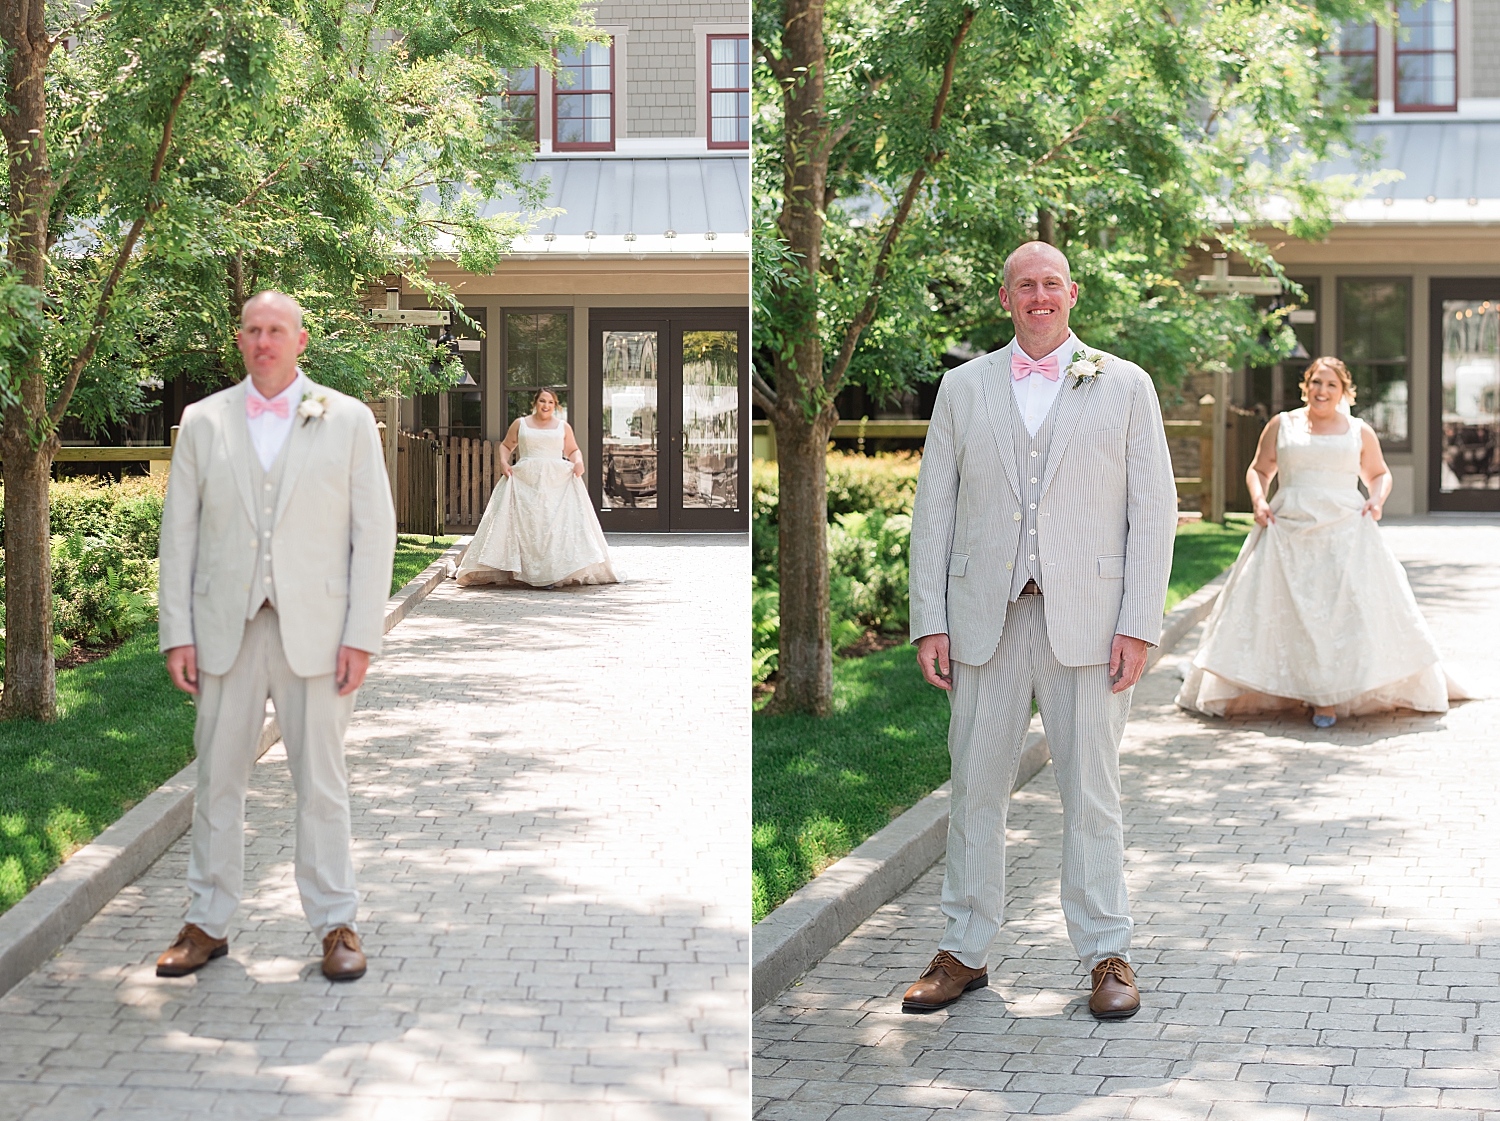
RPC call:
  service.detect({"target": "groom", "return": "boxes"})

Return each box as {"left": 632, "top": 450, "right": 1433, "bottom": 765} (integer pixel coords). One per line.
{"left": 156, "top": 291, "right": 395, "bottom": 981}
{"left": 905, "top": 242, "right": 1176, "bottom": 1019}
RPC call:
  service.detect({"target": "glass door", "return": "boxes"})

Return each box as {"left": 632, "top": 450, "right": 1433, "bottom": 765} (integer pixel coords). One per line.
{"left": 590, "top": 311, "right": 748, "bottom": 532}
{"left": 1430, "top": 281, "right": 1500, "bottom": 511}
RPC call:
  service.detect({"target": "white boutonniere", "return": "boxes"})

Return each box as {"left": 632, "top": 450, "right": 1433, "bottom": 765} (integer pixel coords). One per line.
{"left": 1066, "top": 348, "right": 1111, "bottom": 389}
{"left": 297, "top": 392, "right": 328, "bottom": 425}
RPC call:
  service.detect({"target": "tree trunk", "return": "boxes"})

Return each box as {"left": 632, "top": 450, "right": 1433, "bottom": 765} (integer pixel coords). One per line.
{"left": 769, "top": 407, "right": 837, "bottom": 714}
{"left": 2, "top": 1, "right": 60, "bottom": 720}
{"left": 0, "top": 433, "right": 56, "bottom": 720}
{"left": 1037, "top": 207, "right": 1056, "bottom": 245}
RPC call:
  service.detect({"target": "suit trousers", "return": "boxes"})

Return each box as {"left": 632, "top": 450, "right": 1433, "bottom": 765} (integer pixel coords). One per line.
{"left": 939, "top": 594, "right": 1133, "bottom": 970}
{"left": 185, "top": 605, "right": 358, "bottom": 940}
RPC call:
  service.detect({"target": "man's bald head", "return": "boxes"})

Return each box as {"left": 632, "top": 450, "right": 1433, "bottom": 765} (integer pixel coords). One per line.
{"left": 237, "top": 290, "right": 309, "bottom": 398}
{"left": 1002, "top": 242, "right": 1071, "bottom": 289}
{"left": 241, "top": 290, "right": 304, "bottom": 331}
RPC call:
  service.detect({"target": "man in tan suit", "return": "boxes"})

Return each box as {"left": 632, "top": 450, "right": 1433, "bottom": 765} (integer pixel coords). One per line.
{"left": 904, "top": 243, "right": 1177, "bottom": 1019}
{"left": 155, "top": 291, "right": 395, "bottom": 981}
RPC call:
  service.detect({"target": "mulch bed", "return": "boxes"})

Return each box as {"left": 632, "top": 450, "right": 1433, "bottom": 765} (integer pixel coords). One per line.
{"left": 55, "top": 639, "right": 127, "bottom": 670}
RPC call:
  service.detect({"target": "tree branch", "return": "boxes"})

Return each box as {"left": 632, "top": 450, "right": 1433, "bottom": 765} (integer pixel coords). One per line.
{"left": 753, "top": 37, "right": 793, "bottom": 83}
{"left": 49, "top": 61, "right": 197, "bottom": 428}
{"left": 751, "top": 368, "right": 780, "bottom": 414}
{"left": 822, "top": 6, "right": 975, "bottom": 399}
{"left": 235, "top": 151, "right": 297, "bottom": 208}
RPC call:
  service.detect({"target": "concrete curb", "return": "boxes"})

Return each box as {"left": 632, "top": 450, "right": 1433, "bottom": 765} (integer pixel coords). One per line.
{"left": 750, "top": 569, "right": 1230, "bottom": 1011}
{"left": 0, "top": 536, "right": 471, "bottom": 999}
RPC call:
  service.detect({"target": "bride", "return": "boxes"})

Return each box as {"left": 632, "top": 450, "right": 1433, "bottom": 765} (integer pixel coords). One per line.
{"left": 1177, "top": 357, "right": 1463, "bottom": 728}
{"left": 454, "top": 388, "right": 618, "bottom": 588}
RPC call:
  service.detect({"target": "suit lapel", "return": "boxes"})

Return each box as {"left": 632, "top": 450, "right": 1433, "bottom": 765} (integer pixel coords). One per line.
{"left": 273, "top": 379, "right": 322, "bottom": 529}
{"left": 980, "top": 343, "right": 1022, "bottom": 502}
{"left": 1040, "top": 355, "right": 1096, "bottom": 498}
{"left": 220, "top": 382, "right": 259, "bottom": 527}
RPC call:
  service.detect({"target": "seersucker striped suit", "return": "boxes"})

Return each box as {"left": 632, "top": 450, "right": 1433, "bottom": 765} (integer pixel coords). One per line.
{"left": 909, "top": 339, "right": 1177, "bottom": 970}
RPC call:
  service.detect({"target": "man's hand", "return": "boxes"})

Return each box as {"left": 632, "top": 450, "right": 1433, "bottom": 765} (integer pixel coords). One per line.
{"left": 916, "top": 633, "right": 953, "bottom": 691}
{"left": 165, "top": 645, "right": 200, "bottom": 695}
{"left": 336, "top": 646, "right": 371, "bottom": 696}
{"left": 1108, "top": 634, "right": 1150, "bottom": 694}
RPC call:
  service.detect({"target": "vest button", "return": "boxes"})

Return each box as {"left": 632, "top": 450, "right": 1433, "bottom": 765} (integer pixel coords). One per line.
{"left": 1012, "top": 512, "right": 1021, "bottom": 521}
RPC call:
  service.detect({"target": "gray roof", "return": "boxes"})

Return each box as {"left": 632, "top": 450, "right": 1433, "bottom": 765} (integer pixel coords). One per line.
{"left": 1349, "top": 120, "right": 1500, "bottom": 201}
{"left": 481, "top": 155, "right": 750, "bottom": 255}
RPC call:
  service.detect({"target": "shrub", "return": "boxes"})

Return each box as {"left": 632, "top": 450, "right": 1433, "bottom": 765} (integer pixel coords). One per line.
{"left": 0, "top": 477, "right": 166, "bottom": 666}
{"left": 752, "top": 453, "right": 919, "bottom": 682}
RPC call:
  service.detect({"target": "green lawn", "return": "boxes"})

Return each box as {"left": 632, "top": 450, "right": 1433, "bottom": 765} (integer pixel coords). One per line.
{"left": 392, "top": 534, "right": 459, "bottom": 594}
{"left": 0, "top": 624, "right": 197, "bottom": 916}
{"left": 752, "top": 514, "right": 1256, "bottom": 922}
{"left": 0, "top": 536, "right": 462, "bottom": 918}
{"left": 1166, "top": 514, "right": 1252, "bottom": 610}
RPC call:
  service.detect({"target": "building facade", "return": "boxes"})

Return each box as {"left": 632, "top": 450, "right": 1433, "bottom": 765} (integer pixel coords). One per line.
{"left": 1250, "top": 0, "right": 1500, "bottom": 515}
{"left": 393, "top": 2, "right": 751, "bottom": 532}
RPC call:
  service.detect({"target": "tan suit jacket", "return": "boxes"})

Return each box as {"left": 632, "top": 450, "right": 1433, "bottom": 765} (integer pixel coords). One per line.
{"left": 158, "top": 378, "right": 397, "bottom": 677}
{"left": 909, "top": 341, "right": 1178, "bottom": 667}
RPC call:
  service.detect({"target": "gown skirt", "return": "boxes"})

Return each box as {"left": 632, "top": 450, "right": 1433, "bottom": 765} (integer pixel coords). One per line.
{"left": 454, "top": 422, "right": 618, "bottom": 588}
{"left": 1176, "top": 409, "right": 1465, "bottom": 718}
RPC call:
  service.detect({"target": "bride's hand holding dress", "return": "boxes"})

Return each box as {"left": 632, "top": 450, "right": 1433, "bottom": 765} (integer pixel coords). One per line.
{"left": 1177, "top": 358, "right": 1464, "bottom": 725}
{"left": 454, "top": 390, "right": 617, "bottom": 589}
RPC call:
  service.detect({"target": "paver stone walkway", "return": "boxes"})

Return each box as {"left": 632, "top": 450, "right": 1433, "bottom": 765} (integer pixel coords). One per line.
{"left": 755, "top": 519, "right": 1500, "bottom": 1121}
{"left": 0, "top": 534, "right": 749, "bottom": 1121}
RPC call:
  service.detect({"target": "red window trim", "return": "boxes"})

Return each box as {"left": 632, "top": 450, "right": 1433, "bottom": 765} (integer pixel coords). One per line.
{"left": 706, "top": 34, "right": 750, "bottom": 150}
{"left": 503, "top": 66, "right": 540, "bottom": 146}
{"left": 552, "top": 37, "right": 616, "bottom": 152}
{"left": 1322, "top": 21, "right": 1378, "bottom": 107}
{"left": 1395, "top": 1, "right": 1459, "bottom": 112}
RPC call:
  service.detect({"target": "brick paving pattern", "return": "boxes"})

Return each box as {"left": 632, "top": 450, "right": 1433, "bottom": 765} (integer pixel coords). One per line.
{"left": 0, "top": 534, "right": 749, "bottom": 1121}
{"left": 754, "top": 520, "right": 1500, "bottom": 1121}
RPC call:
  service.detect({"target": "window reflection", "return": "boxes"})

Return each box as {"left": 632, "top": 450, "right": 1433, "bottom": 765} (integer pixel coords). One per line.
{"left": 1440, "top": 301, "right": 1500, "bottom": 492}
{"left": 1339, "top": 279, "right": 1410, "bottom": 446}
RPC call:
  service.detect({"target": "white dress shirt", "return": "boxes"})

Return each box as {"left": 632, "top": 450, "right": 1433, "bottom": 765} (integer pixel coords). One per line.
{"left": 1011, "top": 334, "right": 1079, "bottom": 437}
{"left": 246, "top": 372, "right": 305, "bottom": 470}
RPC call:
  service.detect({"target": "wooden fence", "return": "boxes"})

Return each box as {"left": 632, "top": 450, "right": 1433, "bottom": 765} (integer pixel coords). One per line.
{"left": 396, "top": 433, "right": 444, "bottom": 535}
{"left": 444, "top": 436, "right": 505, "bottom": 530}
{"left": 750, "top": 375, "right": 1266, "bottom": 524}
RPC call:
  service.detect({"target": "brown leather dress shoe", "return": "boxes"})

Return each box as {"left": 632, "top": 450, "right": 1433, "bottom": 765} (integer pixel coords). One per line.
{"left": 1088, "top": 957, "right": 1140, "bottom": 1020}
{"left": 321, "top": 927, "right": 366, "bottom": 981}
{"left": 901, "top": 951, "right": 988, "bottom": 1013}
{"left": 155, "top": 924, "right": 228, "bottom": 977}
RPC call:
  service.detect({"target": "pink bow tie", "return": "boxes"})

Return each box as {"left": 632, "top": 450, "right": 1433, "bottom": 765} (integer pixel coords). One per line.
{"left": 1012, "top": 352, "right": 1060, "bottom": 381}
{"left": 246, "top": 395, "right": 290, "bottom": 419}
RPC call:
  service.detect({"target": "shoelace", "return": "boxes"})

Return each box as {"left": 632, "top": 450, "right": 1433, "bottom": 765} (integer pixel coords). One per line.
{"left": 922, "top": 951, "right": 968, "bottom": 978}
{"left": 1091, "top": 957, "right": 1133, "bottom": 989}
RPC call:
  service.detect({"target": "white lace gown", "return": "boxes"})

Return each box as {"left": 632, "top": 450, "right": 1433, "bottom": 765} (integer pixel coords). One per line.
{"left": 1176, "top": 408, "right": 1462, "bottom": 718}
{"left": 454, "top": 417, "right": 618, "bottom": 588}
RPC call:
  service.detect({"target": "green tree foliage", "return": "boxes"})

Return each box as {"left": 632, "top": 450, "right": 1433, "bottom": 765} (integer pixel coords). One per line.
{"left": 753, "top": 0, "right": 1390, "bottom": 714}
{"left": 1, "top": 0, "right": 592, "bottom": 718}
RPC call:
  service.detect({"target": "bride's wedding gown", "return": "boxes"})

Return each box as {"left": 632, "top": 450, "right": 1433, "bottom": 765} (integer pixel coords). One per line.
{"left": 454, "top": 417, "right": 618, "bottom": 588}
{"left": 1177, "top": 408, "right": 1463, "bottom": 718}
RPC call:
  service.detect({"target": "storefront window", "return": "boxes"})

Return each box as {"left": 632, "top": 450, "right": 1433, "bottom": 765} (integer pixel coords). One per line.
{"left": 1340, "top": 279, "right": 1410, "bottom": 447}
{"left": 505, "top": 311, "right": 570, "bottom": 426}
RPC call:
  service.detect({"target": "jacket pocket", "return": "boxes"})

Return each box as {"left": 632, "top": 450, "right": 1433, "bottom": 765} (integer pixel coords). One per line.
{"left": 1097, "top": 554, "right": 1125, "bottom": 579}
{"left": 326, "top": 574, "right": 349, "bottom": 596}
{"left": 948, "top": 553, "right": 969, "bottom": 577}
{"left": 192, "top": 573, "right": 212, "bottom": 595}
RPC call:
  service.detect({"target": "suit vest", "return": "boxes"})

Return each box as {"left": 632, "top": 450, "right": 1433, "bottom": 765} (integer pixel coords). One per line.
{"left": 1009, "top": 389, "right": 1061, "bottom": 600}
{"left": 246, "top": 437, "right": 292, "bottom": 618}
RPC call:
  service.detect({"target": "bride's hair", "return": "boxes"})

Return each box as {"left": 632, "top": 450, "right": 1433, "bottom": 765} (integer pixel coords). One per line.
{"left": 1299, "top": 357, "right": 1357, "bottom": 404}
